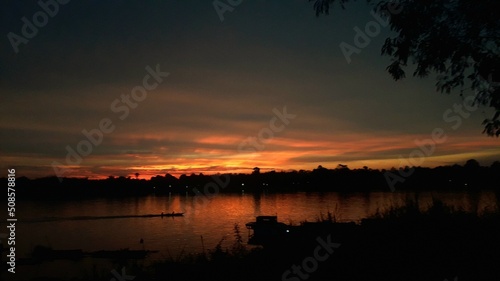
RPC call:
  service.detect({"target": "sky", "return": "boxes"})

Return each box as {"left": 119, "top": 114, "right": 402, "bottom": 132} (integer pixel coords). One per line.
{"left": 1, "top": 0, "right": 499, "bottom": 179}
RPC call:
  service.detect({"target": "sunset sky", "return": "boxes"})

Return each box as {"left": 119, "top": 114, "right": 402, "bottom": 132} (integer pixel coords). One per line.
{"left": 1, "top": 0, "right": 499, "bottom": 179}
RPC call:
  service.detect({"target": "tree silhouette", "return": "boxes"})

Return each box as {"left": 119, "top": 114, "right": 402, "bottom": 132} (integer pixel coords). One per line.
{"left": 252, "top": 167, "right": 260, "bottom": 175}
{"left": 336, "top": 164, "right": 349, "bottom": 170}
{"left": 310, "top": 0, "right": 500, "bottom": 136}
{"left": 464, "top": 159, "right": 480, "bottom": 169}
{"left": 135, "top": 172, "right": 140, "bottom": 179}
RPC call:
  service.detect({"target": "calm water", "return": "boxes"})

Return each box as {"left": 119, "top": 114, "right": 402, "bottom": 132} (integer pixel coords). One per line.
{"left": 8, "top": 191, "right": 498, "bottom": 256}
{"left": 1, "top": 191, "right": 497, "bottom": 280}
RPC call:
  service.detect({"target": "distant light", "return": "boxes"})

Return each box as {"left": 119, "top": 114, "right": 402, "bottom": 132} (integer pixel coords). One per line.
{"left": 286, "top": 229, "right": 289, "bottom": 233}
{"left": 153, "top": 186, "right": 156, "bottom": 189}
{"left": 241, "top": 183, "right": 245, "bottom": 186}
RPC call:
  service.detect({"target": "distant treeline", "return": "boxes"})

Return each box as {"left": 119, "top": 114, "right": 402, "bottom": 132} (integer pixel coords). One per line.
{"left": 4, "top": 160, "right": 500, "bottom": 199}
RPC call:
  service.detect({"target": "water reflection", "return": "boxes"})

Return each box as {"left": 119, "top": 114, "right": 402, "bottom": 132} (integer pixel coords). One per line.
{"left": 6, "top": 190, "right": 498, "bottom": 262}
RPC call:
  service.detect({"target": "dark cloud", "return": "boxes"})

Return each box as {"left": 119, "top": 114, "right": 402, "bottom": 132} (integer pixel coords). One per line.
{"left": 1, "top": 0, "right": 498, "bottom": 178}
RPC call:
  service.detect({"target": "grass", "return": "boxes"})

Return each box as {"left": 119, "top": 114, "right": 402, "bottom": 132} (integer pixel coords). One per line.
{"left": 369, "top": 196, "right": 499, "bottom": 221}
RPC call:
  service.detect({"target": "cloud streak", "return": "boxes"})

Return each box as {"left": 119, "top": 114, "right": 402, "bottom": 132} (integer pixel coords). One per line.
{"left": 1, "top": 1, "right": 498, "bottom": 179}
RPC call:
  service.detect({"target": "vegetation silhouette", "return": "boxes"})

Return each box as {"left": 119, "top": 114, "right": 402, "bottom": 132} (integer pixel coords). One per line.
{"left": 5, "top": 160, "right": 499, "bottom": 199}
{"left": 309, "top": 0, "right": 500, "bottom": 136}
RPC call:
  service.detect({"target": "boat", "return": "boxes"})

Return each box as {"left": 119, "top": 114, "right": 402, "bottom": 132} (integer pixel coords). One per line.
{"left": 161, "top": 212, "right": 184, "bottom": 217}
{"left": 245, "top": 216, "right": 291, "bottom": 245}
{"left": 245, "top": 215, "right": 358, "bottom": 246}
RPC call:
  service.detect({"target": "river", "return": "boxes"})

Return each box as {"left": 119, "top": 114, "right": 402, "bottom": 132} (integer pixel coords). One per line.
{"left": 1, "top": 190, "right": 497, "bottom": 280}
